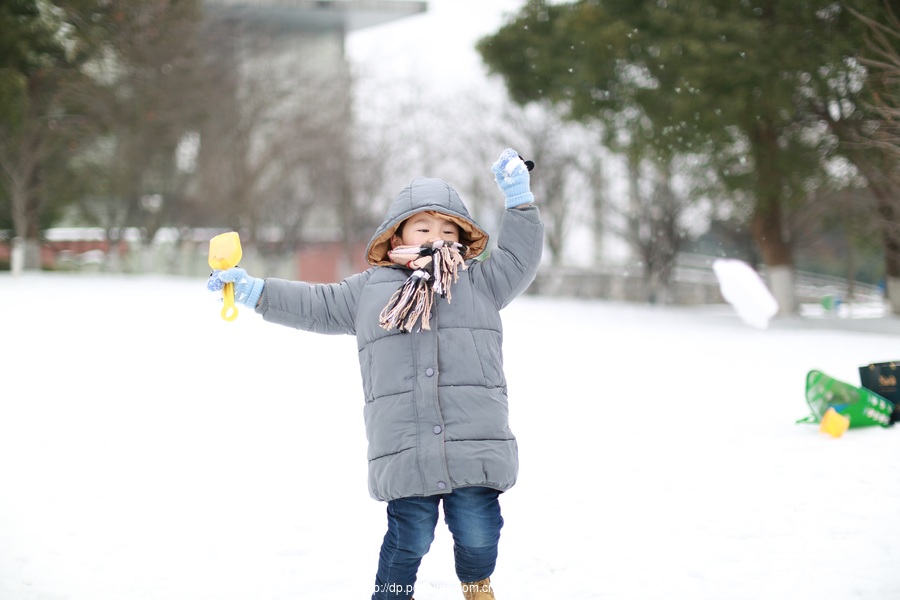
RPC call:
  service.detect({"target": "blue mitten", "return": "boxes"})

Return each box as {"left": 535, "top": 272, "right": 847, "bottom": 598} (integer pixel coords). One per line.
{"left": 491, "top": 147, "right": 534, "bottom": 209}
{"left": 208, "top": 267, "right": 265, "bottom": 308}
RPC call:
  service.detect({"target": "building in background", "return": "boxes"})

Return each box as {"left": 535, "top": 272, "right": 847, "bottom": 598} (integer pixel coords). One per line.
{"left": 190, "top": 0, "right": 427, "bottom": 281}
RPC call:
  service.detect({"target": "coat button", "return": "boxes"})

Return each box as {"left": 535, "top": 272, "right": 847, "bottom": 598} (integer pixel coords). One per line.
{"left": 425, "top": 368, "right": 435, "bottom": 377}
{"left": 433, "top": 425, "right": 442, "bottom": 434}
{"left": 437, "top": 481, "right": 447, "bottom": 490}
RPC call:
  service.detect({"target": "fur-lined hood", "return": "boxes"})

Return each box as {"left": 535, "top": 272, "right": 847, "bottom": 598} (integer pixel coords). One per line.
{"left": 365, "top": 178, "right": 489, "bottom": 267}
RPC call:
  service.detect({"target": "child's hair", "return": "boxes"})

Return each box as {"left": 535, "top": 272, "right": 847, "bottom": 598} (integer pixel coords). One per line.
{"left": 367, "top": 204, "right": 489, "bottom": 267}
{"left": 394, "top": 214, "right": 461, "bottom": 239}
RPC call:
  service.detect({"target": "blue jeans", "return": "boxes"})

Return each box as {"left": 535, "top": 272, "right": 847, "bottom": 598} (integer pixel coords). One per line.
{"left": 372, "top": 486, "right": 503, "bottom": 600}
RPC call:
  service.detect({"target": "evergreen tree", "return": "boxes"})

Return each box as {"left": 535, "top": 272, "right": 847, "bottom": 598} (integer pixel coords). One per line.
{"left": 478, "top": 0, "right": 900, "bottom": 313}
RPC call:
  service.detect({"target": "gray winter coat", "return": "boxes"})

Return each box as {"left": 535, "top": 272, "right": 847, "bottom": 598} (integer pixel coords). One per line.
{"left": 256, "top": 178, "right": 543, "bottom": 501}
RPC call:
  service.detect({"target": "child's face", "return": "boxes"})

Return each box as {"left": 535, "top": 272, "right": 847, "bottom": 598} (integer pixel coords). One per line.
{"left": 392, "top": 213, "right": 461, "bottom": 248}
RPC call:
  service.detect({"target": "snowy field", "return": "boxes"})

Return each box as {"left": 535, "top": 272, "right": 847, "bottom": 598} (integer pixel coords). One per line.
{"left": 2, "top": 273, "right": 900, "bottom": 600}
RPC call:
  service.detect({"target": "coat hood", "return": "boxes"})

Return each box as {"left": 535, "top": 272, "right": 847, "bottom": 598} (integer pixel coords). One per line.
{"left": 365, "top": 178, "right": 489, "bottom": 267}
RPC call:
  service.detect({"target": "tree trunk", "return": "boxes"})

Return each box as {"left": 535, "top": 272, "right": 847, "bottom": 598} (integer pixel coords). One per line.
{"left": 10, "top": 238, "right": 25, "bottom": 276}
{"left": 849, "top": 166, "right": 900, "bottom": 316}
{"left": 873, "top": 186, "right": 900, "bottom": 315}
{"left": 821, "top": 119, "right": 900, "bottom": 315}
{"left": 592, "top": 188, "right": 604, "bottom": 267}
{"left": 750, "top": 204, "right": 796, "bottom": 315}
{"left": 750, "top": 120, "right": 796, "bottom": 315}
{"left": 881, "top": 233, "right": 900, "bottom": 315}
{"left": 9, "top": 173, "right": 29, "bottom": 276}
{"left": 887, "top": 278, "right": 900, "bottom": 314}
{"left": 24, "top": 238, "right": 41, "bottom": 270}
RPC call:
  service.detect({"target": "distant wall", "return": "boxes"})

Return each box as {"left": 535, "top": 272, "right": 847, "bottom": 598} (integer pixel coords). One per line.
{"left": 1, "top": 232, "right": 883, "bottom": 307}
{"left": 529, "top": 267, "right": 725, "bottom": 305}
{"left": 0, "top": 230, "right": 369, "bottom": 284}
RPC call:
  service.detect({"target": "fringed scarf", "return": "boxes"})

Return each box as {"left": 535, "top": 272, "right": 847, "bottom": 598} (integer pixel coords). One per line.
{"left": 379, "top": 240, "right": 468, "bottom": 332}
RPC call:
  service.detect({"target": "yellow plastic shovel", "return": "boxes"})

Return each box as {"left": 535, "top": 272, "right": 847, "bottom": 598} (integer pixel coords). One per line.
{"left": 208, "top": 231, "right": 243, "bottom": 321}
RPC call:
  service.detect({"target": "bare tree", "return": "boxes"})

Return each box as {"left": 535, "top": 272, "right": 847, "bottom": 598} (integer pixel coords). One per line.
{"left": 830, "top": 4, "right": 900, "bottom": 312}
{"left": 180, "top": 15, "right": 366, "bottom": 276}
{"left": 788, "top": 184, "right": 882, "bottom": 300}
{"left": 575, "top": 145, "right": 608, "bottom": 267}
{"left": 606, "top": 150, "right": 696, "bottom": 304}
{"left": 438, "top": 93, "right": 600, "bottom": 267}
{"left": 0, "top": 0, "right": 98, "bottom": 274}
{"left": 65, "top": 0, "right": 208, "bottom": 270}
{"left": 348, "top": 80, "right": 609, "bottom": 273}
{"left": 0, "top": 92, "right": 59, "bottom": 273}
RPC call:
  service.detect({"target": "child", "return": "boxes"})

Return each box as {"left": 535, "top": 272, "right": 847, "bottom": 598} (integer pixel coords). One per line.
{"left": 208, "top": 148, "right": 543, "bottom": 600}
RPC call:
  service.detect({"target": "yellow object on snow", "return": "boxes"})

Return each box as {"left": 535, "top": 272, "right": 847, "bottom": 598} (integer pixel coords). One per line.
{"left": 208, "top": 232, "right": 243, "bottom": 321}
{"left": 820, "top": 407, "right": 850, "bottom": 438}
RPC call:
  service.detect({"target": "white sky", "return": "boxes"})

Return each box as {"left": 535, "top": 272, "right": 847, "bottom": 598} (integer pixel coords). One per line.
{"left": 346, "top": 0, "right": 528, "bottom": 93}
{"left": 345, "top": 0, "right": 624, "bottom": 265}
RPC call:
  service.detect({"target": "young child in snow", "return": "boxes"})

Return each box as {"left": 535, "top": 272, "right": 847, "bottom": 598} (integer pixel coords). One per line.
{"left": 207, "top": 148, "right": 543, "bottom": 600}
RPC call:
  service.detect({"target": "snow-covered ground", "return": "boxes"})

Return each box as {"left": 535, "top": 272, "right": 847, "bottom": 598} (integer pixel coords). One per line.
{"left": 2, "top": 273, "right": 900, "bottom": 600}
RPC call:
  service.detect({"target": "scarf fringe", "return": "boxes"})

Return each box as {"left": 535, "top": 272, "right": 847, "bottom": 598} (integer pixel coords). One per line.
{"left": 380, "top": 241, "right": 468, "bottom": 332}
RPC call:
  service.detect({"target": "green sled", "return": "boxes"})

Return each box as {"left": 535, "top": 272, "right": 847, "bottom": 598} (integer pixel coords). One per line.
{"left": 800, "top": 370, "right": 894, "bottom": 428}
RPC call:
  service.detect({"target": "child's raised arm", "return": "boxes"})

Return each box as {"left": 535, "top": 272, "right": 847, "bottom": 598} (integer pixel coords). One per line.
{"left": 491, "top": 148, "right": 535, "bottom": 209}
{"left": 469, "top": 148, "right": 544, "bottom": 309}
